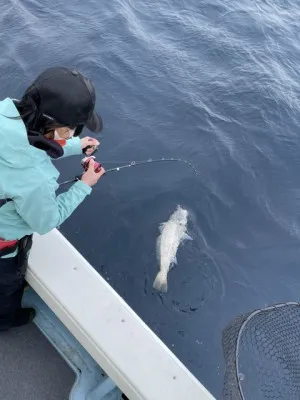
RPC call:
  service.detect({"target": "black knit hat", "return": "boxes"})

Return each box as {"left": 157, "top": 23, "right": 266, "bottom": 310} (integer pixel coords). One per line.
{"left": 29, "top": 67, "right": 103, "bottom": 132}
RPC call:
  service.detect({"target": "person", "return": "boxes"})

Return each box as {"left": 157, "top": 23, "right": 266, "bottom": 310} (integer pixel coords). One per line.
{"left": 0, "top": 66, "right": 105, "bottom": 331}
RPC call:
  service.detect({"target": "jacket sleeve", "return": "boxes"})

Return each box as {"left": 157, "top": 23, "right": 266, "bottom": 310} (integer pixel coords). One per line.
{"left": 14, "top": 180, "right": 92, "bottom": 235}
{"left": 59, "top": 137, "right": 82, "bottom": 158}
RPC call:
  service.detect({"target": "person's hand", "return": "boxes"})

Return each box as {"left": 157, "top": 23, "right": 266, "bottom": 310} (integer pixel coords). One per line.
{"left": 81, "top": 159, "right": 105, "bottom": 187}
{"left": 80, "top": 137, "right": 100, "bottom": 156}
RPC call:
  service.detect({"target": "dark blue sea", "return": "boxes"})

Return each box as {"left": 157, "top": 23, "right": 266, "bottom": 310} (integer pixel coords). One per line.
{"left": 2, "top": 0, "right": 300, "bottom": 398}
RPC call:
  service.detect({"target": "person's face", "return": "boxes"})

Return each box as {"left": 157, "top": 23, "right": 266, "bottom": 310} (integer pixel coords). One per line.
{"left": 55, "top": 126, "right": 76, "bottom": 140}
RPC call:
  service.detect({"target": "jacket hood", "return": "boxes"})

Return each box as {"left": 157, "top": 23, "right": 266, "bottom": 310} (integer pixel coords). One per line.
{"left": 0, "top": 98, "right": 61, "bottom": 168}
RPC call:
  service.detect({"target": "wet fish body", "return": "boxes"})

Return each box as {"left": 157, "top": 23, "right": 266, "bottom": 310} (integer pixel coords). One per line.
{"left": 153, "top": 205, "right": 192, "bottom": 292}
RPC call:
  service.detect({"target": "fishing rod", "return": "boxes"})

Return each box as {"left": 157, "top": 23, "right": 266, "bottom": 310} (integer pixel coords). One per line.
{"left": 105, "top": 158, "right": 200, "bottom": 175}
{"left": 59, "top": 156, "right": 200, "bottom": 187}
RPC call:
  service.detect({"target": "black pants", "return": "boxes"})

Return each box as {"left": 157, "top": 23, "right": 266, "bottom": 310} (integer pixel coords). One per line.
{"left": 0, "top": 235, "right": 32, "bottom": 331}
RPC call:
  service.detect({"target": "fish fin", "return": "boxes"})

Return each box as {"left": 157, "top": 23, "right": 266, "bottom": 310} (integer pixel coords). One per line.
{"left": 153, "top": 271, "right": 168, "bottom": 292}
{"left": 159, "top": 223, "right": 166, "bottom": 233}
{"left": 182, "top": 233, "right": 193, "bottom": 241}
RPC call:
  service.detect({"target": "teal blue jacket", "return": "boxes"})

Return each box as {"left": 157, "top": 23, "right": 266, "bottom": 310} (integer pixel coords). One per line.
{"left": 0, "top": 98, "right": 92, "bottom": 256}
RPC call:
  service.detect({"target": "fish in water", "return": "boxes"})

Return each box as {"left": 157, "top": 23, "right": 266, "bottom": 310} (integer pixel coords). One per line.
{"left": 153, "top": 205, "right": 192, "bottom": 292}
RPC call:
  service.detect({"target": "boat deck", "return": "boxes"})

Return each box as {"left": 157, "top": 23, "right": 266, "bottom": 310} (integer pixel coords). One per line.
{"left": 0, "top": 322, "right": 75, "bottom": 400}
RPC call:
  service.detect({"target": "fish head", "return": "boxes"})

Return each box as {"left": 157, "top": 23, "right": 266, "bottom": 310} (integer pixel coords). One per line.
{"left": 173, "top": 205, "right": 188, "bottom": 226}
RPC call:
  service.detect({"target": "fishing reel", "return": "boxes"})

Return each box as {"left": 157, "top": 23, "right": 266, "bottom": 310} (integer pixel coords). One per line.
{"left": 81, "top": 156, "right": 103, "bottom": 173}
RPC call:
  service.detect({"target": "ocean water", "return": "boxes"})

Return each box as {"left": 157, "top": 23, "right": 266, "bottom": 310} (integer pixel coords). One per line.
{"left": 2, "top": 0, "right": 300, "bottom": 397}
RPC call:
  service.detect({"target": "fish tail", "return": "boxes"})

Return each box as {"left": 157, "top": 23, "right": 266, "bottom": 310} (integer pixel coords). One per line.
{"left": 153, "top": 271, "right": 168, "bottom": 292}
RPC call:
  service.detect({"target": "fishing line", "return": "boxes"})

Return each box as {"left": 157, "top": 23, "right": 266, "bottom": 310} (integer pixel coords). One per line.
{"left": 59, "top": 157, "right": 200, "bottom": 187}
